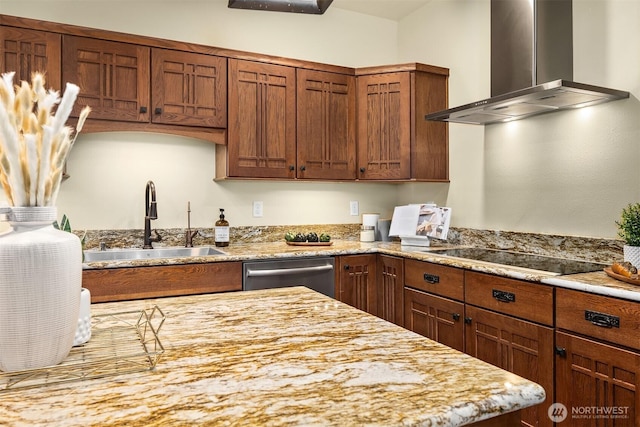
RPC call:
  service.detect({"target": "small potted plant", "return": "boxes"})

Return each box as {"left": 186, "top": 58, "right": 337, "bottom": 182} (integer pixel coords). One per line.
{"left": 616, "top": 202, "right": 640, "bottom": 268}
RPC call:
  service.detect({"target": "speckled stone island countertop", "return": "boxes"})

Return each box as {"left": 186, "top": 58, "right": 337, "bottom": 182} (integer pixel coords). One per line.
{"left": 1, "top": 287, "right": 545, "bottom": 426}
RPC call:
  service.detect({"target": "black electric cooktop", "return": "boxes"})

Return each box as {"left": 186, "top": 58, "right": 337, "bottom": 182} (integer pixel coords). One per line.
{"left": 428, "top": 248, "right": 607, "bottom": 275}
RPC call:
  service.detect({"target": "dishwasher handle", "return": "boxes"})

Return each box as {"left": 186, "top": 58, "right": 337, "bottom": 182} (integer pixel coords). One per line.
{"left": 246, "top": 264, "right": 334, "bottom": 277}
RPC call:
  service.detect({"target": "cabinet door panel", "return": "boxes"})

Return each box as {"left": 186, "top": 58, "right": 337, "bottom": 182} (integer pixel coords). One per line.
{"left": 297, "top": 69, "right": 356, "bottom": 180}
{"left": 404, "top": 288, "right": 464, "bottom": 352}
{"left": 556, "top": 331, "right": 639, "bottom": 427}
{"left": 152, "top": 49, "right": 226, "bottom": 127}
{"left": 356, "top": 72, "right": 410, "bottom": 180}
{"left": 377, "top": 254, "right": 404, "bottom": 326}
{"left": 465, "top": 305, "right": 554, "bottom": 427}
{"left": 63, "top": 35, "right": 150, "bottom": 122}
{"left": 336, "top": 254, "right": 377, "bottom": 315}
{"left": 228, "top": 59, "right": 295, "bottom": 178}
{"left": 1, "top": 26, "right": 61, "bottom": 90}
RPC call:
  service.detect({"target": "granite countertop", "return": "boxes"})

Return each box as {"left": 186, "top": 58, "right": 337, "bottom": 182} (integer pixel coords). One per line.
{"left": 83, "top": 240, "right": 640, "bottom": 302}
{"left": 1, "top": 287, "right": 545, "bottom": 426}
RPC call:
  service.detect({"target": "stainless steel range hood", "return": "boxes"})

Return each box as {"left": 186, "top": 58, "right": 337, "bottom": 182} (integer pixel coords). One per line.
{"left": 425, "top": 0, "right": 629, "bottom": 125}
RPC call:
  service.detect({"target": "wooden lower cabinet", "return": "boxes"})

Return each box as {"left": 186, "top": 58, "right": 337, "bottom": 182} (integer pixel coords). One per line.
{"left": 555, "top": 331, "right": 640, "bottom": 426}
{"left": 465, "top": 305, "right": 554, "bottom": 427}
{"left": 335, "top": 254, "right": 377, "bottom": 315}
{"left": 404, "top": 287, "right": 464, "bottom": 352}
{"left": 377, "top": 254, "right": 404, "bottom": 326}
{"left": 83, "top": 262, "right": 242, "bottom": 303}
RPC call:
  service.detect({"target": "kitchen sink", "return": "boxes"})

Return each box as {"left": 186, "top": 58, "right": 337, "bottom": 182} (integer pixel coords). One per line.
{"left": 83, "top": 246, "right": 226, "bottom": 262}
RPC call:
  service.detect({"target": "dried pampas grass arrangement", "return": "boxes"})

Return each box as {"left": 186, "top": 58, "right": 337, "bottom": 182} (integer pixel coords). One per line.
{"left": 0, "top": 72, "right": 90, "bottom": 207}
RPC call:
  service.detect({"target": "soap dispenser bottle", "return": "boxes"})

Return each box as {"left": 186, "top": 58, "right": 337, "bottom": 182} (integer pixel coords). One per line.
{"left": 215, "top": 208, "right": 230, "bottom": 247}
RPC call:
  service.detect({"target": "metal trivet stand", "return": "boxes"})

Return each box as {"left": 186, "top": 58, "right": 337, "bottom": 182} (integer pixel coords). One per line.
{"left": 0, "top": 305, "right": 165, "bottom": 392}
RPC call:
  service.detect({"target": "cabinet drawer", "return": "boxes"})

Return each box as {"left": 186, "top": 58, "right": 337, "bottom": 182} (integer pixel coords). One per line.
{"left": 404, "top": 259, "right": 464, "bottom": 301}
{"left": 465, "top": 271, "right": 554, "bottom": 326}
{"left": 556, "top": 287, "right": 640, "bottom": 351}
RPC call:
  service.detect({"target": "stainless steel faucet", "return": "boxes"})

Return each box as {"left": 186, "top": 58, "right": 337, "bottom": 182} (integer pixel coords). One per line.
{"left": 185, "top": 201, "right": 198, "bottom": 247}
{"left": 143, "top": 180, "right": 161, "bottom": 249}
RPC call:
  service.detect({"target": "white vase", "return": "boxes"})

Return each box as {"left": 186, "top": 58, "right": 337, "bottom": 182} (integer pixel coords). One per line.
{"left": 0, "top": 207, "right": 82, "bottom": 372}
{"left": 623, "top": 245, "right": 640, "bottom": 270}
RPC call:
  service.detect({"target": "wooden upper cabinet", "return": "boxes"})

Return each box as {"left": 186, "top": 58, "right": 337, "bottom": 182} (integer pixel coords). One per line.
{"left": 151, "top": 49, "right": 226, "bottom": 128}
{"left": 357, "top": 71, "right": 411, "bottom": 180}
{"left": 225, "top": 59, "right": 296, "bottom": 179}
{"left": 356, "top": 63, "right": 449, "bottom": 181}
{"left": 296, "top": 69, "right": 356, "bottom": 180}
{"left": 0, "top": 26, "right": 61, "bottom": 90}
{"left": 62, "top": 35, "right": 150, "bottom": 123}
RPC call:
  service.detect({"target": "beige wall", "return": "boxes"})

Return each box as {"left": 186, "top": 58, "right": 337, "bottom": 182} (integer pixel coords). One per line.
{"left": 397, "top": 0, "right": 640, "bottom": 239}
{"left": 1, "top": 0, "right": 638, "bottom": 239}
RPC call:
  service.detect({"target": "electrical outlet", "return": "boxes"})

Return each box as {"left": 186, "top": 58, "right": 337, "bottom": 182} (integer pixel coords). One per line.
{"left": 253, "top": 201, "right": 264, "bottom": 217}
{"left": 349, "top": 201, "right": 359, "bottom": 216}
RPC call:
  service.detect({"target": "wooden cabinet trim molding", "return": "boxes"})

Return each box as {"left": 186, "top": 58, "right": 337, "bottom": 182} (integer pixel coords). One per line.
{"left": 355, "top": 62, "right": 450, "bottom": 77}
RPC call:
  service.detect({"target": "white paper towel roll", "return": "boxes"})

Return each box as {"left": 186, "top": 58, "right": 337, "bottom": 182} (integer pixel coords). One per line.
{"left": 362, "top": 213, "right": 380, "bottom": 228}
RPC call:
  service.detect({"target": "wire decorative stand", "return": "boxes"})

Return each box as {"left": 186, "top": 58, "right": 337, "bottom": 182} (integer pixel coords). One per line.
{"left": 0, "top": 305, "right": 165, "bottom": 392}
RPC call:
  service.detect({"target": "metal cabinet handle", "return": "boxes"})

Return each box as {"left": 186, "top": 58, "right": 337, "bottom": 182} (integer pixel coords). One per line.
{"left": 359, "top": 167, "right": 365, "bottom": 174}
{"left": 585, "top": 310, "right": 620, "bottom": 328}
{"left": 423, "top": 273, "right": 440, "bottom": 284}
{"left": 344, "top": 264, "right": 350, "bottom": 270}
{"left": 289, "top": 165, "right": 295, "bottom": 171}
{"left": 555, "top": 346, "right": 567, "bottom": 357}
{"left": 492, "top": 289, "right": 516, "bottom": 303}
{"left": 464, "top": 317, "right": 472, "bottom": 324}
{"left": 300, "top": 165, "right": 306, "bottom": 171}
{"left": 154, "top": 107, "right": 162, "bottom": 114}
{"left": 246, "top": 264, "right": 334, "bottom": 277}
{"left": 452, "top": 313, "right": 460, "bottom": 321}
{"left": 140, "top": 106, "right": 148, "bottom": 113}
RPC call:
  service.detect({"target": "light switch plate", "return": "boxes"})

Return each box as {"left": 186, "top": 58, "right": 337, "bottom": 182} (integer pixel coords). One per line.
{"left": 253, "top": 201, "right": 264, "bottom": 217}
{"left": 349, "top": 201, "right": 359, "bottom": 216}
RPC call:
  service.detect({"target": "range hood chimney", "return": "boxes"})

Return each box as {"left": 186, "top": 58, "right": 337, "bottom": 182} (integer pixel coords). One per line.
{"left": 426, "top": 0, "right": 629, "bottom": 125}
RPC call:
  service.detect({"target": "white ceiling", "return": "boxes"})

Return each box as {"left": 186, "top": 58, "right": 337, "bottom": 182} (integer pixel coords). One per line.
{"left": 331, "top": 0, "right": 431, "bottom": 21}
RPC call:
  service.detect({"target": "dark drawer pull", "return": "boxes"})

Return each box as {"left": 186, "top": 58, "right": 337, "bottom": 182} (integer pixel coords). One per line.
{"left": 585, "top": 310, "right": 620, "bottom": 328}
{"left": 423, "top": 273, "right": 440, "bottom": 284}
{"left": 492, "top": 289, "right": 516, "bottom": 303}
{"left": 452, "top": 313, "right": 460, "bottom": 321}
{"left": 555, "top": 346, "right": 567, "bottom": 357}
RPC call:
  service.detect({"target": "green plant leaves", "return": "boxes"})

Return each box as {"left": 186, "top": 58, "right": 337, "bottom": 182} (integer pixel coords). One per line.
{"left": 616, "top": 203, "right": 640, "bottom": 246}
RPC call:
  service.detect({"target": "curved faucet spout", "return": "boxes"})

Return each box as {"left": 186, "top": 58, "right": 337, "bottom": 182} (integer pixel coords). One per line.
{"left": 144, "top": 180, "right": 160, "bottom": 249}
{"left": 146, "top": 181, "right": 157, "bottom": 219}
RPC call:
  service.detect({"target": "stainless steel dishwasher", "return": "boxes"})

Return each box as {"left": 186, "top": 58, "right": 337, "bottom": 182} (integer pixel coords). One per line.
{"left": 243, "top": 257, "right": 335, "bottom": 298}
